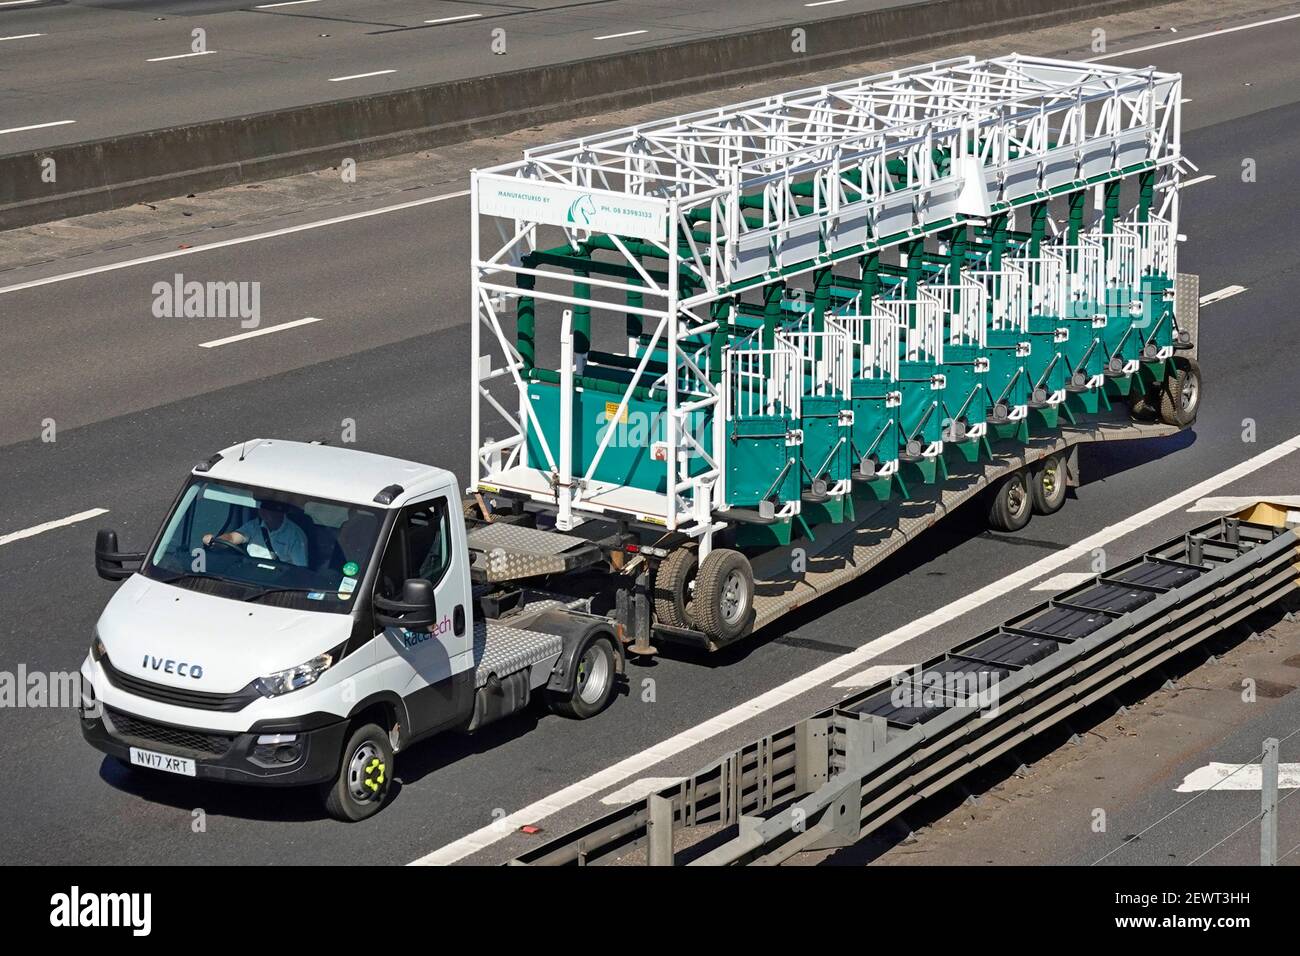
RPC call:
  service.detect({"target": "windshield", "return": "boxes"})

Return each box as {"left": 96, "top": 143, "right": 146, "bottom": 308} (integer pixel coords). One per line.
{"left": 143, "top": 477, "right": 384, "bottom": 614}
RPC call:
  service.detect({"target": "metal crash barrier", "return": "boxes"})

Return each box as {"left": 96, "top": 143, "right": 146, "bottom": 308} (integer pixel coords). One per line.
{"left": 511, "top": 503, "right": 1300, "bottom": 865}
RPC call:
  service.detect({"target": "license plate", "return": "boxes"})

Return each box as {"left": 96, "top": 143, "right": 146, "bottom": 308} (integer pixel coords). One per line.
{"left": 129, "top": 747, "right": 196, "bottom": 777}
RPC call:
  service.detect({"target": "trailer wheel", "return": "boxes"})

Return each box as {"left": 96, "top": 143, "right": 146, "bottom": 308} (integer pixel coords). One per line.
{"left": 548, "top": 633, "right": 617, "bottom": 719}
{"left": 692, "top": 549, "right": 755, "bottom": 643}
{"left": 654, "top": 546, "right": 697, "bottom": 628}
{"left": 988, "top": 471, "right": 1033, "bottom": 532}
{"left": 1158, "top": 357, "right": 1201, "bottom": 427}
{"left": 1029, "top": 454, "right": 1068, "bottom": 515}
{"left": 1130, "top": 385, "right": 1159, "bottom": 420}
{"left": 322, "top": 721, "right": 393, "bottom": 823}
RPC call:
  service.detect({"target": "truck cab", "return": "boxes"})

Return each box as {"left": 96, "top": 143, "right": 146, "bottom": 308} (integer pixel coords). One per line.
{"left": 80, "top": 439, "right": 622, "bottom": 821}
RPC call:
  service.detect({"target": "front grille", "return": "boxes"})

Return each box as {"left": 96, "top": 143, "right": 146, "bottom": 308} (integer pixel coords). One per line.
{"left": 103, "top": 658, "right": 258, "bottom": 712}
{"left": 105, "top": 708, "right": 238, "bottom": 757}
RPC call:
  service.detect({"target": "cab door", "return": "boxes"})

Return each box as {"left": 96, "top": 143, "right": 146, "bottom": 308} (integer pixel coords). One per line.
{"left": 371, "top": 492, "right": 473, "bottom": 738}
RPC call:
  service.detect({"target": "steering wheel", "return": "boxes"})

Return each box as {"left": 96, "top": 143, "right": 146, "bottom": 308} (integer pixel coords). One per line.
{"left": 207, "top": 535, "right": 245, "bottom": 555}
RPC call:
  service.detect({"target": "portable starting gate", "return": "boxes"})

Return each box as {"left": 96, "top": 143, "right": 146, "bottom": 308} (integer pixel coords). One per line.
{"left": 470, "top": 53, "right": 1188, "bottom": 553}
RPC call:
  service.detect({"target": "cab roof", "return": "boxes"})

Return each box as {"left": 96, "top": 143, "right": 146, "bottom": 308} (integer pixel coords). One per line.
{"left": 197, "top": 439, "right": 452, "bottom": 508}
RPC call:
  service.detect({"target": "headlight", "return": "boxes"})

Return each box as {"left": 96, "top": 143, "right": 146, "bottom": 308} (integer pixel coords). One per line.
{"left": 255, "top": 645, "right": 343, "bottom": 697}
{"left": 90, "top": 630, "right": 107, "bottom": 663}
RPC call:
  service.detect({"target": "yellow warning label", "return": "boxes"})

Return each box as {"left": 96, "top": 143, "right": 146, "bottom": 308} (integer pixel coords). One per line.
{"left": 605, "top": 401, "right": 627, "bottom": 424}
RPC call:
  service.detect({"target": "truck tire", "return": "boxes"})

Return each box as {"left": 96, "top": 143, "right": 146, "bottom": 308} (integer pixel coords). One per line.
{"left": 1029, "top": 454, "right": 1068, "bottom": 515}
{"left": 1158, "top": 356, "right": 1201, "bottom": 427}
{"left": 692, "top": 549, "right": 755, "bottom": 643}
{"left": 654, "top": 546, "right": 697, "bottom": 628}
{"left": 322, "top": 721, "right": 393, "bottom": 823}
{"left": 1130, "top": 384, "right": 1158, "bottom": 420}
{"left": 547, "top": 633, "right": 617, "bottom": 719}
{"left": 988, "top": 471, "right": 1033, "bottom": 532}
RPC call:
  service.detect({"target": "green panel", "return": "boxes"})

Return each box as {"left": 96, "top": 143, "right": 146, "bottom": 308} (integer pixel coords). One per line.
{"left": 1026, "top": 316, "right": 1070, "bottom": 401}
{"left": 938, "top": 344, "right": 988, "bottom": 433}
{"left": 735, "top": 519, "right": 793, "bottom": 548}
{"left": 799, "top": 394, "right": 852, "bottom": 492}
{"left": 524, "top": 382, "right": 711, "bottom": 494}
{"left": 849, "top": 386, "right": 900, "bottom": 473}
{"left": 725, "top": 414, "right": 801, "bottom": 508}
{"left": 895, "top": 361, "right": 945, "bottom": 456}
{"left": 982, "top": 331, "right": 1032, "bottom": 411}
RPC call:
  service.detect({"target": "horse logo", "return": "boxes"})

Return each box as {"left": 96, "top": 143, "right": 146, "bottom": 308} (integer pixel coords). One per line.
{"left": 567, "top": 194, "right": 597, "bottom": 227}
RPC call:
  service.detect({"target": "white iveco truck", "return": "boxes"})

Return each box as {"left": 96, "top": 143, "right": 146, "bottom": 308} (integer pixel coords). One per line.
{"left": 81, "top": 439, "right": 625, "bottom": 821}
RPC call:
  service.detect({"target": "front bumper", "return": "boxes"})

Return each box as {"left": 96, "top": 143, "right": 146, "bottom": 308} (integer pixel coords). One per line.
{"left": 81, "top": 706, "right": 349, "bottom": 787}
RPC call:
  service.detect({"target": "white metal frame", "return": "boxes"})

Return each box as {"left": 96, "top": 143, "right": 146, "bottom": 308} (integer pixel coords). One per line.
{"left": 469, "top": 54, "right": 1183, "bottom": 539}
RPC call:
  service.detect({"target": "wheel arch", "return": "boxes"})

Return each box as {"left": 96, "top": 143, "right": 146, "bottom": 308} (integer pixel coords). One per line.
{"left": 525, "top": 609, "right": 625, "bottom": 695}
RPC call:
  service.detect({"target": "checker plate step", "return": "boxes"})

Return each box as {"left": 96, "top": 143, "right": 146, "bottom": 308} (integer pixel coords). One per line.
{"left": 473, "top": 620, "right": 563, "bottom": 688}
{"left": 466, "top": 522, "right": 601, "bottom": 582}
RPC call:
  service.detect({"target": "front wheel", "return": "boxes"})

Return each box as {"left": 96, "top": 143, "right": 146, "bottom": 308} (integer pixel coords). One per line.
{"left": 548, "top": 634, "right": 617, "bottom": 719}
{"left": 322, "top": 722, "right": 393, "bottom": 822}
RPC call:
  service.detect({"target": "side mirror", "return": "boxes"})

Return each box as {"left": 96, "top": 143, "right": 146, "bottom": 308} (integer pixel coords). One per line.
{"left": 95, "top": 529, "right": 144, "bottom": 582}
{"left": 374, "top": 578, "right": 437, "bottom": 630}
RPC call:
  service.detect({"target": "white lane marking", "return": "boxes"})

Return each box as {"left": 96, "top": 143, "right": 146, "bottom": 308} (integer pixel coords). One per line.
{"left": 0, "top": 188, "right": 469, "bottom": 297}
{"left": 832, "top": 663, "right": 912, "bottom": 689}
{"left": 1189, "top": 495, "right": 1300, "bottom": 513}
{"left": 1199, "top": 284, "right": 1247, "bottom": 306}
{"left": 0, "top": 120, "right": 75, "bottom": 136}
{"left": 255, "top": 0, "right": 322, "bottom": 7}
{"left": 409, "top": 433, "right": 1300, "bottom": 865}
{"left": 593, "top": 30, "right": 647, "bottom": 40}
{"left": 147, "top": 51, "right": 218, "bottom": 62}
{"left": 806, "top": 0, "right": 848, "bottom": 6}
{"left": 1179, "top": 173, "right": 1216, "bottom": 189}
{"left": 1089, "top": 11, "right": 1300, "bottom": 61}
{"left": 329, "top": 69, "right": 396, "bottom": 82}
{"left": 0, "top": 33, "right": 45, "bottom": 41}
{"left": 0, "top": 1, "right": 42, "bottom": 6}
{"left": 425, "top": 14, "right": 482, "bottom": 24}
{"left": 198, "top": 316, "right": 320, "bottom": 348}
{"left": 600, "top": 777, "right": 685, "bottom": 805}
{"left": 1032, "top": 571, "right": 1096, "bottom": 592}
{"left": 1175, "top": 763, "right": 1300, "bottom": 793}
{"left": 1, "top": 508, "right": 109, "bottom": 547}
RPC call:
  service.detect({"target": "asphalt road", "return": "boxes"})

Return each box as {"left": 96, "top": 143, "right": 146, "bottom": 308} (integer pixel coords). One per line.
{"left": 0, "top": 5, "right": 1298, "bottom": 865}
{"left": 0, "top": 0, "right": 930, "bottom": 152}
{"left": 1081, "top": 687, "right": 1300, "bottom": 867}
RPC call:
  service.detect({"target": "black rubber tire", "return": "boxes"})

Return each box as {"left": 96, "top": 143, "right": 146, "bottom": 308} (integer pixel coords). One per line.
{"left": 1029, "top": 454, "right": 1068, "bottom": 516}
{"left": 322, "top": 721, "right": 393, "bottom": 823}
{"left": 1159, "top": 356, "right": 1201, "bottom": 426}
{"left": 1129, "top": 384, "right": 1159, "bottom": 420}
{"left": 653, "top": 546, "right": 697, "bottom": 628}
{"left": 987, "top": 470, "right": 1033, "bottom": 532}
{"left": 547, "top": 633, "right": 618, "bottom": 719}
{"left": 691, "top": 549, "right": 755, "bottom": 643}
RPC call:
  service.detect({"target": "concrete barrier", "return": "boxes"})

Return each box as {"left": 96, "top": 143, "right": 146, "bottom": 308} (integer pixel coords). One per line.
{"left": 0, "top": 0, "right": 1169, "bottom": 230}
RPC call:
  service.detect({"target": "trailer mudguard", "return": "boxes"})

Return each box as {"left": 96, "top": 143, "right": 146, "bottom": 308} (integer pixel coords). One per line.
{"left": 526, "top": 609, "right": 626, "bottom": 696}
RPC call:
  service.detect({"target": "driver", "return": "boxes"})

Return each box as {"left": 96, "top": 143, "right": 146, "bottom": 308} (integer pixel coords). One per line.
{"left": 203, "top": 501, "right": 308, "bottom": 567}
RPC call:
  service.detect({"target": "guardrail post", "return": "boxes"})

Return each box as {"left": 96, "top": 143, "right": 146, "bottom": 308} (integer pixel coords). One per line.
{"left": 1261, "top": 737, "right": 1279, "bottom": 866}
{"left": 647, "top": 794, "right": 675, "bottom": 866}
{"left": 795, "top": 718, "right": 829, "bottom": 794}
{"left": 843, "top": 713, "right": 888, "bottom": 771}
